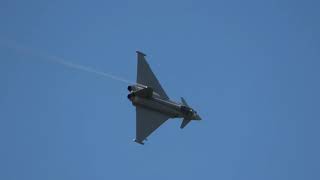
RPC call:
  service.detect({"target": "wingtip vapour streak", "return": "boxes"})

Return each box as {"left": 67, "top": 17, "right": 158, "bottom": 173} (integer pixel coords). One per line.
{"left": 2, "top": 41, "right": 136, "bottom": 85}
{"left": 48, "top": 55, "right": 134, "bottom": 84}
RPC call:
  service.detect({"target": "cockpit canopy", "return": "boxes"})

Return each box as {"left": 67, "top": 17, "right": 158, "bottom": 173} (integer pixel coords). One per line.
{"left": 181, "top": 106, "right": 195, "bottom": 116}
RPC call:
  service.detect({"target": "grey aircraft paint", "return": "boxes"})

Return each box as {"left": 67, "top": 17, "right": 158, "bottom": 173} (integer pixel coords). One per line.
{"left": 128, "top": 51, "right": 201, "bottom": 145}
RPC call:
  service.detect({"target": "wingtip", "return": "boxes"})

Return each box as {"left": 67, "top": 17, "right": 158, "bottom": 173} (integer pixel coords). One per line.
{"left": 133, "top": 139, "right": 145, "bottom": 145}
{"left": 136, "top": 51, "right": 146, "bottom": 56}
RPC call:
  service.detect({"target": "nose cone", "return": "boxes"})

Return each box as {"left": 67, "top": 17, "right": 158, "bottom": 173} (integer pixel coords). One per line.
{"left": 194, "top": 113, "right": 202, "bottom": 120}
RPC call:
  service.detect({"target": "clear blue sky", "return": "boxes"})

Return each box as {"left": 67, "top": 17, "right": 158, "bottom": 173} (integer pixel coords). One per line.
{"left": 1, "top": 0, "right": 319, "bottom": 179}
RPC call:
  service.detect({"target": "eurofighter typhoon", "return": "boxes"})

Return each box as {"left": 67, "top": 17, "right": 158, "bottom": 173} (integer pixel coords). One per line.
{"left": 127, "top": 51, "right": 201, "bottom": 145}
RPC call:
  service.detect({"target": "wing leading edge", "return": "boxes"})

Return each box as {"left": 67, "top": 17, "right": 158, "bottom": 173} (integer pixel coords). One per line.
{"left": 136, "top": 51, "right": 169, "bottom": 100}
{"left": 135, "top": 107, "right": 169, "bottom": 144}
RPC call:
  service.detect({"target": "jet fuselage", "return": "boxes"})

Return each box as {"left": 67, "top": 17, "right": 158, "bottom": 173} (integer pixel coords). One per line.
{"left": 127, "top": 85, "right": 201, "bottom": 121}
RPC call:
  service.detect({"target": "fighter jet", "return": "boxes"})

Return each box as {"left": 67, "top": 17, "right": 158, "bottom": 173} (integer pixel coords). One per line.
{"left": 127, "top": 51, "right": 202, "bottom": 145}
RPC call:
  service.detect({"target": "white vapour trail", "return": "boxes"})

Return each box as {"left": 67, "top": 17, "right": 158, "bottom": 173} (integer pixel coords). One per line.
{"left": 2, "top": 41, "right": 135, "bottom": 85}
{"left": 47, "top": 55, "right": 134, "bottom": 84}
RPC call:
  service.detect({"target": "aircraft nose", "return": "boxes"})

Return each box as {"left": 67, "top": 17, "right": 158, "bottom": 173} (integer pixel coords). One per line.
{"left": 194, "top": 114, "right": 202, "bottom": 120}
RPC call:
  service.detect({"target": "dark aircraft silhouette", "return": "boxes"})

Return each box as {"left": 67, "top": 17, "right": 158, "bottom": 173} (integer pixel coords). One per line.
{"left": 128, "top": 51, "right": 201, "bottom": 145}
